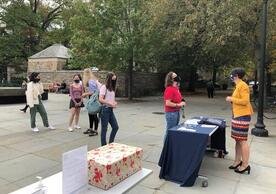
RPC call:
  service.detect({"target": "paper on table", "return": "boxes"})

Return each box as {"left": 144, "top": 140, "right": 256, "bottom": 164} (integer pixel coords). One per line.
{"left": 201, "top": 124, "right": 217, "bottom": 128}
{"left": 184, "top": 119, "right": 200, "bottom": 125}
{"left": 62, "top": 146, "right": 88, "bottom": 194}
{"left": 177, "top": 127, "right": 196, "bottom": 132}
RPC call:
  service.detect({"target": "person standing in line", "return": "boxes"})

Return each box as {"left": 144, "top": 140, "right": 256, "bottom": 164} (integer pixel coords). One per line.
{"left": 26, "top": 72, "right": 55, "bottom": 132}
{"left": 68, "top": 74, "right": 84, "bottom": 132}
{"left": 82, "top": 68, "right": 102, "bottom": 136}
{"left": 206, "top": 80, "right": 214, "bottom": 98}
{"left": 226, "top": 67, "right": 253, "bottom": 174}
{"left": 20, "top": 78, "right": 29, "bottom": 113}
{"left": 163, "top": 72, "right": 186, "bottom": 141}
{"left": 99, "top": 72, "right": 119, "bottom": 146}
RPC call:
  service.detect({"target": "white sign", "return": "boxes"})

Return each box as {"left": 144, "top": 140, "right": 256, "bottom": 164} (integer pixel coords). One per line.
{"left": 62, "top": 146, "right": 88, "bottom": 194}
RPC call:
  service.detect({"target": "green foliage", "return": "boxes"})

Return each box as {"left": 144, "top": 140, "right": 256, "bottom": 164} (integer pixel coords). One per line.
{"left": 0, "top": 0, "right": 72, "bottom": 72}
{"left": 69, "top": 0, "right": 150, "bottom": 71}
{"left": 1, "top": 0, "right": 276, "bottom": 89}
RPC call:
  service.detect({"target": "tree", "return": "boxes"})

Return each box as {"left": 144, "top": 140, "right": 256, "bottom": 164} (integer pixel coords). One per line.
{"left": 70, "top": 0, "right": 150, "bottom": 99}
{"left": 0, "top": 0, "right": 71, "bottom": 79}
{"left": 143, "top": 0, "right": 249, "bottom": 91}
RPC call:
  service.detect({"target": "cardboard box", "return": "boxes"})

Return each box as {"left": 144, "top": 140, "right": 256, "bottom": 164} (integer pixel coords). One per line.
{"left": 88, "top": 143, "right": 143, "bottom": 190}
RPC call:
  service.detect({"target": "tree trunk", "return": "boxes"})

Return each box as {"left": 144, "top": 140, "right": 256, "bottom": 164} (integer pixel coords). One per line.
{"left": 212, "top": 64, "right": 217, "bottom": 85}
{"left": 188, "top": 66, "right": 197, "bottom": 92}
{"left": 254, "top": 68, "right": 258, "bottom": 85}
{"left": 0, "top": 64, "right": 7, "bottom": 82}
{"left": 128, "top": 56, "right": 134, "bottom": 100}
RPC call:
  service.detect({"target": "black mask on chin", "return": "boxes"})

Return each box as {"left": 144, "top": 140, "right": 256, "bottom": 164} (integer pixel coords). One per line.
{"left": 173, "top": 76, "right": 181, "bottom": 83}
{"left": 74, "top": 80, "right": 80, "bottom": 84}
{"left": 33, "top": 78, "right": 40, "bottom": 83}
{"left": 112, "top": 80, "right": 117, "bottom": 90}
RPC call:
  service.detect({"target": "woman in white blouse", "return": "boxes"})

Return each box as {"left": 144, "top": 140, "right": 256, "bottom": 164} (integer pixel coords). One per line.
{"left": 26, "top": 72, "right": 55, "bottom": 132}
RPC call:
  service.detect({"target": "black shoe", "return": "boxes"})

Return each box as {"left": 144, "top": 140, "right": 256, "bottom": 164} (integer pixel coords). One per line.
{"left": 235, "top": 165, "right": 251, "bottom": 174}
{"left": 88, "top": 130, "right": 97, "bottom": 137}
{"left": 83, "top": 128, "right": 92, "bottom": 134}
{"left": 93, "top": 130, "right": 98, "bottom": 135}
{"left": 20, "top": 109, "right": 26, "bottom": 113}
{"left": 229, "top": 161, "right": 242, "bottom": 169}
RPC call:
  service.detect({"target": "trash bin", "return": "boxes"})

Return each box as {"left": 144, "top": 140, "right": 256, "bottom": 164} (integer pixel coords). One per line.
{"left": 41, "top": 89, "right": 48, "bottom": 100}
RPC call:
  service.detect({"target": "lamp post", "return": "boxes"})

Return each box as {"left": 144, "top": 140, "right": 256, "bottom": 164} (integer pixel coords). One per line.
{"left": 251, "top": 0, "right": 269, "bottom": 137}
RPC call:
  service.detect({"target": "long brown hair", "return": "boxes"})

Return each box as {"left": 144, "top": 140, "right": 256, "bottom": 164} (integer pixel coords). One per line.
{"left": 165, "top": 72, "right": 174, "bottom": 88}
{"left": 105, "top": 72, "right": 116, "bottom": 91}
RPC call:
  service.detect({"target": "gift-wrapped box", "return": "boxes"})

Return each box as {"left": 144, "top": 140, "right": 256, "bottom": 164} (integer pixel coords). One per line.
{"left": 87, "top": 143, "right": 143, "bottom": 190}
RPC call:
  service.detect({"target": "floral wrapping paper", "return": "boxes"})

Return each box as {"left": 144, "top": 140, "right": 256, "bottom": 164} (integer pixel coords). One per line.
{"left": 87, "top": 143, "right": 143, "bottom": 190}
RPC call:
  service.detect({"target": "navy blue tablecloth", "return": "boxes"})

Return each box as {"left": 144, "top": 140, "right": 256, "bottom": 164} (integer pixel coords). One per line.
{"left": 158, "top": 125, "right": 209, "bottom": 186}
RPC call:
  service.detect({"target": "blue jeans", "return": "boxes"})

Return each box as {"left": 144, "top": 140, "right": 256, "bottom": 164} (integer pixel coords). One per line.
{"left": 100, "top": 106, "right": 119, "bottom": 146}
{"left": 164, "top": 111, "right": 180, "bottom": 141}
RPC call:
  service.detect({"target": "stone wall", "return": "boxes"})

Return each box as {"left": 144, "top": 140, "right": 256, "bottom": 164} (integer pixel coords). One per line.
{"left": 28, "top": 58, "right": 67, "bottom": 72}
{"left": 36, "top": 70, "right": 163, "bottom": 97}
{"left": 131, "top": 72, "right": 163, "bottom": 97}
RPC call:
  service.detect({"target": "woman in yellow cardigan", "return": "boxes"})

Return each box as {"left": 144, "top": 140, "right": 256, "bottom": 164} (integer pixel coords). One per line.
{"left": 226, "top": 68, "right": 253, "bottom": 174}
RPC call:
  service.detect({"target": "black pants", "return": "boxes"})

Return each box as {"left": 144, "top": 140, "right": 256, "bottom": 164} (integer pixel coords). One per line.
{"left": 22, "top": 104, "right": 29, "bottom": 111}
{"left": 207, "top": 88, "right": 214, "bottom": 98}
{"left": 88, "top": 114, "right": 99, "bottom": 131}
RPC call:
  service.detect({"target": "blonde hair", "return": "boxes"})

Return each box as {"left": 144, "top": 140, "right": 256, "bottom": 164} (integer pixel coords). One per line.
{"left": 83, "top": 68, "right": 97, "bottom": 87}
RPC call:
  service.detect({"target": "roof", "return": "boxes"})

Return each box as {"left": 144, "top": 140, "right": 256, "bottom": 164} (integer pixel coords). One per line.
{"left": 29, "top": 44, "right": 70, "bottom": 59}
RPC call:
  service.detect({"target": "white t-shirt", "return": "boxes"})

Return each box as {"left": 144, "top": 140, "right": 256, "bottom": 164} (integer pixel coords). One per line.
{"left": 100, "top": 85, "right": 115, "bottom": 107}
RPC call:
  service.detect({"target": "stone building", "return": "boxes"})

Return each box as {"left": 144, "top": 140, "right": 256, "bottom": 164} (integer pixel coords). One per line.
{"left": 28, "top": 44, "right": 70, "bottom": 72}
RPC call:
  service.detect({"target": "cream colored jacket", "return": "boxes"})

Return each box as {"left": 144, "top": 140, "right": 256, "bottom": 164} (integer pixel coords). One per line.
{"left": 26, "top": 82, "right": 44, "bottom": 108}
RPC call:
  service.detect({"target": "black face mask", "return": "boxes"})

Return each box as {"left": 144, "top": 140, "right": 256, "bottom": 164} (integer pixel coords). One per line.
{"left": 74, "top": 80, "right": 80, "bottom": 84}
{"left": 173, "top": 76, "right": 181, "bottom": 83}
{"left": 112, "top": 80, "right": 117, "bottom": 90}
{"left": 33, "top": 78, "right": 40, "bottom": 83}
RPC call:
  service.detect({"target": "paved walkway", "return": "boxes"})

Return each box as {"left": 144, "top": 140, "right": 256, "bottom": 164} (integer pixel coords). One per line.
{"left": 0, "top": 93, "right": 276, "bottom": 194}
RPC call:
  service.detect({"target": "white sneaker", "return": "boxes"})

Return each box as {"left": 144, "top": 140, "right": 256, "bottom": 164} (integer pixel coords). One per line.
{"left": 32, "top": 127, "right": 39, "bottom": 132}
{"left": 48, "top": 125, "right": 56, "bottom": 130}
{"left": 68, "top": 127, "right": 74, "bottom": 132}
{"left": 74, "top": 125, "right": 81, "bottom": 129}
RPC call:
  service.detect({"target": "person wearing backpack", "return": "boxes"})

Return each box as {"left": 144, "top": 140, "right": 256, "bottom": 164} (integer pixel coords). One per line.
{"left": 68, "top": 74, "right": 84, "bottom": 132}
{"left": 82, "top": 68, "right": 102, "bottom": 136}
{"left": 99, "top": 72, "right": 119, "bottom": 146}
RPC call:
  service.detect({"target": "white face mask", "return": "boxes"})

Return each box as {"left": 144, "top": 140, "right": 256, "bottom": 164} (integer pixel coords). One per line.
{"left": 230, "top": 75, "right": 234, "bottom": 82}
{"left": 230, "top": 74, "right": 238, "bottom": 82}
